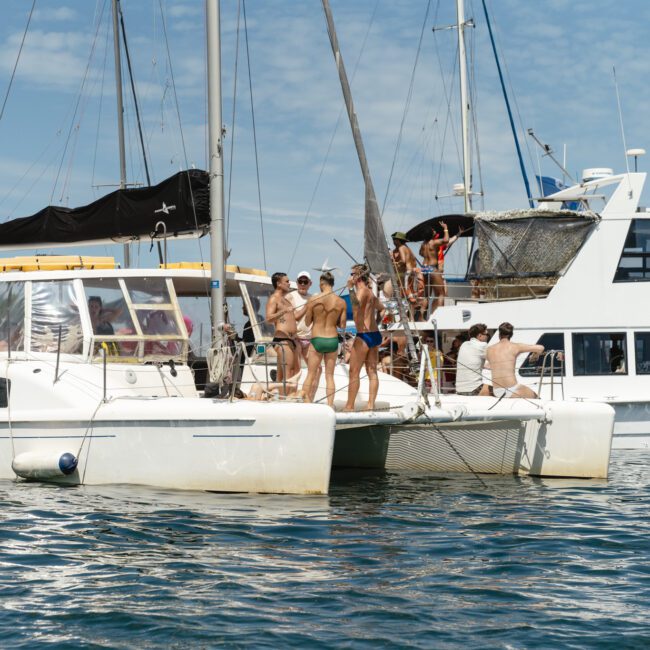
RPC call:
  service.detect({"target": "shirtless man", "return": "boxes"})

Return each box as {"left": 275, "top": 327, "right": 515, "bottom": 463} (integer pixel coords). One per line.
{"left": 419, "top": 222, "right": 449, "bottom": 314}
{"left": 391, "top": 232, "right": 426, "bottom": 320}
{"left": 266, "top": 272, "right": 302, "bottom": 385}
{"left": 301, "top": 272, "right": 347, "bottom": 406}
{"left": 486, "top": 322, "right": 544, "bottom": 399}
{"left": 344, "top": 264, "right": 385, "bottom": 411}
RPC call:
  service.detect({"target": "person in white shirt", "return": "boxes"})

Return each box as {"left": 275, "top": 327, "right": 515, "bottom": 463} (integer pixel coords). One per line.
{"left": 286, "top": 270, "right": 313, "bottom": 364}
{"left": 455, "top": 323, "right": 491, "bottom": 396}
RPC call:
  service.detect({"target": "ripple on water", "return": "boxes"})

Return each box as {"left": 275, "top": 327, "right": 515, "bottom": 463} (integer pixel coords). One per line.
{"left": 0, "top": 452, "right": 649, "bottom": 647}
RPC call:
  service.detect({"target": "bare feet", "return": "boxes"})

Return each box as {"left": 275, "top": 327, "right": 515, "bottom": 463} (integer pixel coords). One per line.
{"left": 342, "top": 406, "right": 355, "bottom": 412}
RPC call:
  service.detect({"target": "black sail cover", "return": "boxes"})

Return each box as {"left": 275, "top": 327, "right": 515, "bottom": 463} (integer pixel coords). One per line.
{"left": 0, "top": 170, "right": 209, "bottom": 246}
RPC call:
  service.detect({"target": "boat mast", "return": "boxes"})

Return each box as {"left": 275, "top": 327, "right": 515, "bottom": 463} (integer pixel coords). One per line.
{"left": 111, "top": 0, "right": 130, "bottom": 267}
{"left": 456, "top": 0, "right": 471, "bottom": 213}
{"left": 206, "top": 0, "right": 226, "bottom": 345}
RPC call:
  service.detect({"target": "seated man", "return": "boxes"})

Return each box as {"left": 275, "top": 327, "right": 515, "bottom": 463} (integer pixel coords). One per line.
{"left": 486, "top": 322, "right": 544, "bottom": 398}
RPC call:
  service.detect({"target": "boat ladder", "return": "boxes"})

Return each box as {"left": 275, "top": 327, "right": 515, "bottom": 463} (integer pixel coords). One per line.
{"left": 536, "top": 349, "right": 565, "bottom": 400}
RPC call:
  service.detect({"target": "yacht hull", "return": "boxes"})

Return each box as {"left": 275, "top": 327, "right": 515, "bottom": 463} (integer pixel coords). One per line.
{"left": 334, "top": 400, "right": 613, "bottom": 479}
{"left": 0, "top": 399, "right": 336, "bottom": 494}
{"left": 610, "top": 402, "right": 650, "bottom": 449}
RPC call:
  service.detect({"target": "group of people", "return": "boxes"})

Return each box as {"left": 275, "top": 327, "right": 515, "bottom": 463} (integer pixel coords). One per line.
{"left": 389, "top": 222, "right": 464, "bottom": 321}
{"left": 264, "top": 265, "right": 384, "bottom": 410}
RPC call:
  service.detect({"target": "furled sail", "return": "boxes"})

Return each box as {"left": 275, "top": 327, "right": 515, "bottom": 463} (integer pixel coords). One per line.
{"left": 0, "top": 170, "right": 209, "bottom": 248}
{"left": 321, "top": 1, "right": 391, "bottom": 276}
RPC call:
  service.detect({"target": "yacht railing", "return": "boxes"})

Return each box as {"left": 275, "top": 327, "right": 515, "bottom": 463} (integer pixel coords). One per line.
{"left": 536, "top": 350, "right": 565, "bottom": 400}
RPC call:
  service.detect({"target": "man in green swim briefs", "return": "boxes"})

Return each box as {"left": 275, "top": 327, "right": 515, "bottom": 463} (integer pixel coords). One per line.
{"left": 301, "top": 272, "right": 347, "bottom": 406}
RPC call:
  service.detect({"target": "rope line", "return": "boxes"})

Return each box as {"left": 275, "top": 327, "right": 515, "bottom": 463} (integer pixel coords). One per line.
{"left": 0, "top": 0, "right": 36, "bottom": 123}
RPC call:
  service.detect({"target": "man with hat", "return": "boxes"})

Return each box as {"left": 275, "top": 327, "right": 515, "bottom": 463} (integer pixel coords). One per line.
{"left": 391, "top": 231, "right": 426, "bottom": 320}
{"left": 286, "top": 270, "right": 314, "bottom": 364}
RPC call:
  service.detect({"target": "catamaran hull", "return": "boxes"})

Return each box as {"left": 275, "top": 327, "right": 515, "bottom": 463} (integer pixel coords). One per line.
{"left": 609, "top": 402, "right": 650, "bottom": 449}
{"left": 0, "top": 400, "right": 336, "bottom": 494}
{"left": 333, "top": 400, "right": 613, "bottom": 479}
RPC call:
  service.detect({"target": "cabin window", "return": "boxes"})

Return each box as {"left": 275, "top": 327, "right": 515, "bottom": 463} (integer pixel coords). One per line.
{"left": 0, "top": 283, "right": 25, "bottom": 352}
{"left": 634, "top": 333, "right": 650, "bottom": 374}
{"left": 614, "top": 219, "right": 650, "bottom": 282}
{"left": 30, "top": 281, "right": 83, "bottom": 354}
{"left": 519, "top": 333, "right": 565, "bottom": 377}
{"left": 0, "top": 378, "right": 9, "bottom": 408}
{"left": 572, "top": 333, "right": 627, "bottom": 375}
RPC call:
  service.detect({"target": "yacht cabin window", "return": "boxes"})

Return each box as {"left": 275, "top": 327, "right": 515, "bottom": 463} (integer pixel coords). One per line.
{"left": 0, "top": 282, "right": 25, "bottom": 352}
{"left": 572, "top": 333, "right": 627, "bottom": 376}
{"left": 614, "top": 219, "right": 650, "bottom": 282}
{"left": 634, "top": 333, "right": 650, "bottom": 374}
{"left": 519, "top": 333, "right": 565, "bottom": 377}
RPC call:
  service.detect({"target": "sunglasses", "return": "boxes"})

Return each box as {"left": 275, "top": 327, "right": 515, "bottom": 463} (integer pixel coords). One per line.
{"left": 297, "top": 278, "right": 310, "bottom": 285}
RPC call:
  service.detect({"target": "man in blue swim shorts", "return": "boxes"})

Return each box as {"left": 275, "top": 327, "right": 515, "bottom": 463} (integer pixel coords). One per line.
{"left": 344, "top": 264, "right": 385, "bottom": 411}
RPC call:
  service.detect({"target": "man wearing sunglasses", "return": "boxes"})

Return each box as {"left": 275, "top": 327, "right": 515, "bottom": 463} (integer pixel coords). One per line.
{"left": 286, "top": 271, "right": 314, "bottom": 364}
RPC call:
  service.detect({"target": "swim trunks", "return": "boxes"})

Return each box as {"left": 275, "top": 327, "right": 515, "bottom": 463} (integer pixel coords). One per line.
{"left": 272, "top": 336, "right": 296, "bottom": 350}
{"left": 311, "top": 336, "right": 339, "bottom": 354}
{"left": 357, "top": 331, "right": 382, "bottom": 349}
{"left": 493, "top": 383, "right": 523, "bottom": 398}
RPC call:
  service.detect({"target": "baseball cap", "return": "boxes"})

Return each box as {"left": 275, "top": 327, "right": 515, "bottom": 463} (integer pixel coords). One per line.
{"left": 297, "top": 270, "right": 312, "bottom": 281}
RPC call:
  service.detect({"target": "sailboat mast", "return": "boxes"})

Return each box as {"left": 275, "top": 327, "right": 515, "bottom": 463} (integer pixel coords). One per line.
{"left": 111, "top": 0, "right": 130, "bottom": 267}
{"left": 206, "top": 0, "right": 226, "bottom": 344}
{"left": 456, "top": 0, "right": 471, "bottom": 213}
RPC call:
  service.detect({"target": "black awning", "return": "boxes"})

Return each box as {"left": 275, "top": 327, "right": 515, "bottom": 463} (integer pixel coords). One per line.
{"left": 405, "top": 214, "right": 474, "bottom": 242}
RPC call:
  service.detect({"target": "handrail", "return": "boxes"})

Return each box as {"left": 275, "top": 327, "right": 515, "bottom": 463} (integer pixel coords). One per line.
{"left": 536, "top": 349, "right": 565, "bottom": 400}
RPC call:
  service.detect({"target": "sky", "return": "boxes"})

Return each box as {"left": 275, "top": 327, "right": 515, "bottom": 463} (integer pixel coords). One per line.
{"left": 0, "top": 0, "right": 649, "bottom": 281}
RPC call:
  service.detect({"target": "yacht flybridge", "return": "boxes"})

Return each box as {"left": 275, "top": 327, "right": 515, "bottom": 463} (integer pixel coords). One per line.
{"left": 406, "top": 169, "right": 650, "bottom": 449}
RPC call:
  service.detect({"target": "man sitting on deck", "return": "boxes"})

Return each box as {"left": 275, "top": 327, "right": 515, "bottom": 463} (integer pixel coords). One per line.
{"left": 486, "top": 322, "right": 544, "bottom": 398}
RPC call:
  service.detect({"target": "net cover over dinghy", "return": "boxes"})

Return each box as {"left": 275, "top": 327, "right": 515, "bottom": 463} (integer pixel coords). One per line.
{"left": 0, "top": 170, "right": 209, "bottom": 247}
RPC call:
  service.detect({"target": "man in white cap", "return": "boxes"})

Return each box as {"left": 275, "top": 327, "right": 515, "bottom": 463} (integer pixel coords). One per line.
{"left": 286, "top": 270, "right": 313, "bottom": 364}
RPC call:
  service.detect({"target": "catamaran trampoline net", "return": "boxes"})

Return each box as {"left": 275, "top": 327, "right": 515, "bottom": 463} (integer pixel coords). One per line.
{"left": 467, "top": 208, "right": 599, "bottom": 279}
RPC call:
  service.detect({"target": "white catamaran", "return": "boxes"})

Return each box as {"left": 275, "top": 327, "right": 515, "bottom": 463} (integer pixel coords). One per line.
{"left": 0, "top": 0, "right": 336, "bottom": 494}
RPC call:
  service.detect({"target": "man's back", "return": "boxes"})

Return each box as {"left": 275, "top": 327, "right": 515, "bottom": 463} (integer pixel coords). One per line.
{"left": 456, "top": 338, "right": 487, "bottom": 393}
{"left": 311, "top": 292, "right": 346, "bottom": 337}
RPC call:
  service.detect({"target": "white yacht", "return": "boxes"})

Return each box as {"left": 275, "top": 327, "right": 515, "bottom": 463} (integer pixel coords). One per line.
{"left": 408, "top": 168, "right": 650, "bottom": 450}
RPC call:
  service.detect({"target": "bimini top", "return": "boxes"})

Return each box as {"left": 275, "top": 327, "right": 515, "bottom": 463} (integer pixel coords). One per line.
{"left": 468, "top": 208, "right": 600, "bottom": 280}
{"left": 0, "top": 170, "right": 209, "bottom": 249}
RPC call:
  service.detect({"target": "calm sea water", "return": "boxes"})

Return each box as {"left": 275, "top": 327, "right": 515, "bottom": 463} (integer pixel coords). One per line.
{"left": 1, "top": 451, "right": 649, "bottom": 649}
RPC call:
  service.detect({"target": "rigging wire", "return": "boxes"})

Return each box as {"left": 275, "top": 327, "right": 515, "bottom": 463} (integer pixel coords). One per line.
{"left": 158, "top": 0, "right": 208, "bottom": 277}
{"left": 226, "top": 0, "right": 242, "bottom": 245}
{"left": 241, "top": 0, "right": 267, "bottom": 270}
{"left": 50, "top": 0, "right": 108, "bottom": 204}
{"left": 380, "top": 0, "right": 432, "bottom": 218}
{"left": 0, "top": 0, "right": 36, "bottom": 124}
{"left": 287, "top": 0, "right": 380, "bottom": 273}
{"left": 91, "top": 12, "right": 112, "bottom": 197}
{"left": 485, "top": 0, "right": 537, "bottom": 190}
{"left": 158, "top": 0, "right": 189, "bottom": 168}
{"left": 119, "top": 2, "right": 152, "bottom": 186}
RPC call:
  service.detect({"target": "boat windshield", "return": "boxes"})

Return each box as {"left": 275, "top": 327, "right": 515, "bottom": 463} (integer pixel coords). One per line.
{"left": 82, "top": 277, "right": 188, "bottom": 362}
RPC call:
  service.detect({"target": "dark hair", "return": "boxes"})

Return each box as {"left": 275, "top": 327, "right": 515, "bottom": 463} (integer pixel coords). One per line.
{"left": 468, "top": 323, "right": 487, "bottom": 339}
{"left": 498, "top": 322, "right": 514, "bottom": 339}
{"left": 88, "top": 296, "right": 103, "bottom": 307}
{"left": 320, "top": 271, "right": 334, "bottom": 287}
{"left": 271, "top": 272, "right": 287, "bottom": 289}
